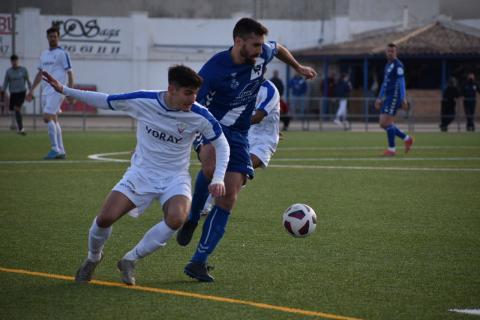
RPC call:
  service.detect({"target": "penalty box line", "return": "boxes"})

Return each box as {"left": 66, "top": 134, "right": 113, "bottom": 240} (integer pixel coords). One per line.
{"left": 0, "top": 266, "right": 362, "bottom": 320}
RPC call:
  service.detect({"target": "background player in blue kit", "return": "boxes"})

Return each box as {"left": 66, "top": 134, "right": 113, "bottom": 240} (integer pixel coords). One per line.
{"left": 176, "top": 17, "right": 317, "bottom": 282}
{"left": 374, "top": 43, "right": 414, "bottom": 156}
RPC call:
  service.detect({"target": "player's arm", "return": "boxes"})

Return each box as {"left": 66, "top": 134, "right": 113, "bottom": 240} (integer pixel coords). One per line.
{"left": 26, "top": 70, "right": 42, "bottom": 102}
{"left": 374, "top": 79, "right": 386, "bottom": 110}
{"left": 24, "top": 68, "right": 32, "bottom": 90}
{"left": 2, "top": 72, "right": 9, "bottom": 93}
{"left": 208, "top": 133, "right": 230, "bottom": 198}
{"left": 399, "top": 76, "right": 408, "bottom": 110}
{"left": 275, "top": 44, "right": 317, "bottom": 80}
{"left": 251, "top": 109, "right": 267, "bottom": 124}
{"left": 67, "top": 70, "right": 74, "bottom": 88}
{"left": 42, "top": 71, "right": 110, "bottom": 109}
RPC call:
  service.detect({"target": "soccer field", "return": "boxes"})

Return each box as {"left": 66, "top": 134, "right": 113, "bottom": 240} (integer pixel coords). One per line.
{"left": 1, "top": 131, "right": 479, "bottom": 320}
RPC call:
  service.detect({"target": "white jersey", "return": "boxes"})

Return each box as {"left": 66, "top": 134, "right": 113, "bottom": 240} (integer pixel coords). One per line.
{"left": 107, "top": 91, "right": 222, "bottom": 180}
{"left": 248, "top": 80, "right": 280, "bottom": 150}
{"left": 38, "top": 47, "right": 72, "bottom": 95}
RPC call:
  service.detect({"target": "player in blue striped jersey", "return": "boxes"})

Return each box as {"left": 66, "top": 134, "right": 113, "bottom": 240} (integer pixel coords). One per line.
{"left": 42, "top": 65, "right": 230, "bottom": 285}
{"left": 374, "top": 43, "right": 414, "bottom": 156}
{"left": 200, "top": 79, "right": 280, "bottom": 216}
{"left": 176, "top": 17, "right": 317, "bottom": 282}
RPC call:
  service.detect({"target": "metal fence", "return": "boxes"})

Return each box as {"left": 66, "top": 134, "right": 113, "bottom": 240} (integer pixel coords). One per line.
{"left": 0, "top": 96, "right": 477, "bottom": 133}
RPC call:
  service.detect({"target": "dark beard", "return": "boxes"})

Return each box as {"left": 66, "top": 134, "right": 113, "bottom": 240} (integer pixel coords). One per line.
{"left": 240, "top": 47, "right": 256, "bottom": 65}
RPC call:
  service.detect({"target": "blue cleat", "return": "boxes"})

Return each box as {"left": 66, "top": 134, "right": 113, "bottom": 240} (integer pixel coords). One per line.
{"left": 43, "top": 150, "right": 60, "bottom": 160}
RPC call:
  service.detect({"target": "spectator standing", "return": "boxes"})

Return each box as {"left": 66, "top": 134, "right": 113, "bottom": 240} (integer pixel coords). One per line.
{"left": 269, "top": 70, "right": 284, "bottom": 97}
{"left": 462, "top": 72, "right": 479, "bottom": 132}
{"left": 333, "top": 72, "right": 352, "bottom": 130}
{"left": 439, "top": 77, "right": 460, "bottom": 132}
{"left": 289, "top": 72, "right": 308, "bottom": 129}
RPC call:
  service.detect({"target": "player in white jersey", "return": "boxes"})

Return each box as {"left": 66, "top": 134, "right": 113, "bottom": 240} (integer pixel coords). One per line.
{"left": 249, "top": 80, "right": 280, "bottom": 168}
{"left": 201, "top": 80, "right": 280, "bottom": 215}
{"left": 27, "top": 27, "right": 74, "bottom": 160}
{"left": 41, "top": 65, "right": 230, "bottom": 285}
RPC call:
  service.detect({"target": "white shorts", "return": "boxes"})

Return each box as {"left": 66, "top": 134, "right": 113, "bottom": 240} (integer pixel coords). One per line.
{"left": 249, "top": 141, "right": 276, "bottom": 168}
{"left": 112, "top": 167, "right": 192, "bottom": 218}
{"left": 42, "top": 92, "right": 64, "bottom": 115}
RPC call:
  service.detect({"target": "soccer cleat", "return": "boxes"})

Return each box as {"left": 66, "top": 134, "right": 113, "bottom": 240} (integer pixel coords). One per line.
{"left": 176, "top": 219, "right": 198, "bottom": 246}
{"left": 383, "top": 150, "right": 396, "bottom": 157}
{"left": 404, "top": 137, "right": 414, "bottom": 153}
{"left": 75, "top": 254, "right": 103, "bottom": 283}
{"left": 117, "top": 259, "right": 136, "bottom": 286}
{"left": 333, "top": 119, "right": 342, "bottom": 126}
{"left": 17, "top": 130, "right": 27, "bottom": 136}
{"left": 43, "top": 150, "right": 60, "bottom": 160}
{"left": 56, "top": 153, "right": 67, "bottom": 160}
{"left": 184, "top": 262, "right": 214, "bottom": 282}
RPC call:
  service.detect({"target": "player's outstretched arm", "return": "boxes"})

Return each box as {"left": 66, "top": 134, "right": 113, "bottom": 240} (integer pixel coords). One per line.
{"left": 42, "top": 71, "right": 64, "bottom": 93}
{"left": 42, "top": 71, "right": 110, "bottom": 109}
{"left": 275, "top": 44, "right": 317, "bottom": 80}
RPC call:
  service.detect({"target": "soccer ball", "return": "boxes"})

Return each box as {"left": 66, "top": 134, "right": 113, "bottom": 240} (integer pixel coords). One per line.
{"left": 282, "top": 203, "right": 317, "bottom": 237}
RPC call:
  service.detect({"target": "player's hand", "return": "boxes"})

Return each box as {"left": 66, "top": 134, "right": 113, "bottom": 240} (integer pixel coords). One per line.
{"left": 401, "top": 99, "right": 409, "bottom": 111}
{"left": 295, "top": 65, "right": 317, "bottom": 80}
{"left": 41, "top": 71, "right": 64, "bottom": 94}
{"left": 26, "top": 92, "right": 33, "bottom": 102}
{"left": 374, "top": 98, "right": 382, "bottom": 110}
{"left": 208, "top": 182, "right": 225, "bottom": 198}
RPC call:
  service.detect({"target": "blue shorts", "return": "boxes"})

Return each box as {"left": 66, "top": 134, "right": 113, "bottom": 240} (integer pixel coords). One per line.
{"left": 381, "top": 97, "right": 402, "bottom": 116}
{"left": 195, "top": 126, "right": 254, "bottom": 179}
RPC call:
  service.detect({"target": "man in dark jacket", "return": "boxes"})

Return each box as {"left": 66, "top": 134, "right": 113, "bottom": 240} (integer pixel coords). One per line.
{"left": 463, "top": 73, "right": 479, "bottom": 132}
{"left": 440, "top": 77, "right": 460, "bottom": 132}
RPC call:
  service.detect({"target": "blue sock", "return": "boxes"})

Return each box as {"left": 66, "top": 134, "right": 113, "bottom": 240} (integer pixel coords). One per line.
{"left": 393, "top": 125, "right": 407, "bottom": 140}
{"left": 191, "top": 205, "right": 230, "bottom": 264}
{"left": 189, "top": 170, "right": 211, "bottom": 223}
{"left": 385, "top": 125, "right": 396, "bottom": 148}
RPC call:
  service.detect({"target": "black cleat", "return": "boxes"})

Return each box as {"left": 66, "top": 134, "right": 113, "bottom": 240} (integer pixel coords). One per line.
{"left": 184, "top": 262, "right": 214, "bottom": 282}
{"left": 75, "top": 253, "right": 103, "bottom": 283}
{"left": 176, "top": 220, "right": 198, "bottom": 246}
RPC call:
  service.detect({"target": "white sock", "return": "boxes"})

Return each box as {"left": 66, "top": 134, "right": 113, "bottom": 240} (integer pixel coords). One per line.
{"left": 47, "top": 121, "right": 58, "bottom": 152}
{"left": 123, "top": 220, "right": 175, "bottom": 261}
{"left": 87, "top": 217, "right": 112, "bottom": 262}
{"left": 55, "top": 122, "right": 65, "bottom": 154}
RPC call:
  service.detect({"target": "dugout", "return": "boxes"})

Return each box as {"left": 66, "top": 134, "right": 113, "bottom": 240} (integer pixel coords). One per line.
{"left": 291, "top": 19, "right": 480, "bottom": 122}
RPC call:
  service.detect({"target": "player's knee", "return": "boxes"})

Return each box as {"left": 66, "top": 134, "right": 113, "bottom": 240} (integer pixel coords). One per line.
{"left": 215, "top": 193, "right": 237, "bottom": 211}
{"left": 165, "top": 214, "right": 185, "bottom": 230}
{"left": 201, "top": 162, "right": 215, "bottom": 179}
{"left": 95, "top": 215, "right": 114, "bottom": 228}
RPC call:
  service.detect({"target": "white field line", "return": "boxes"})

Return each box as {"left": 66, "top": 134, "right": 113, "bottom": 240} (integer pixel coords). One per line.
{"left": 449, "top": 309, "right": 480, "bottom": 316}
{"left": 277, "top": 146, "right": 480, "bottom": 151}
{"left": 1, "top": 149, "right": 480, "bottom": 173}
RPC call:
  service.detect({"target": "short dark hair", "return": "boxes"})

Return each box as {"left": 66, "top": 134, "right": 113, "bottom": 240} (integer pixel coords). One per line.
{"left": 387, "top": 43, "right": 397, "bottom": 48}
{"left": 10, "top": 54, "right": 18, "bottom": 61}
{"left": 233, "top": 17, "right": 268, "bottom": 39}
{"left": 47, "top": 27, "right": 60, "bottom": 36}
{"left": 168, "top": 65, "right": 203, "bottom": 89}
